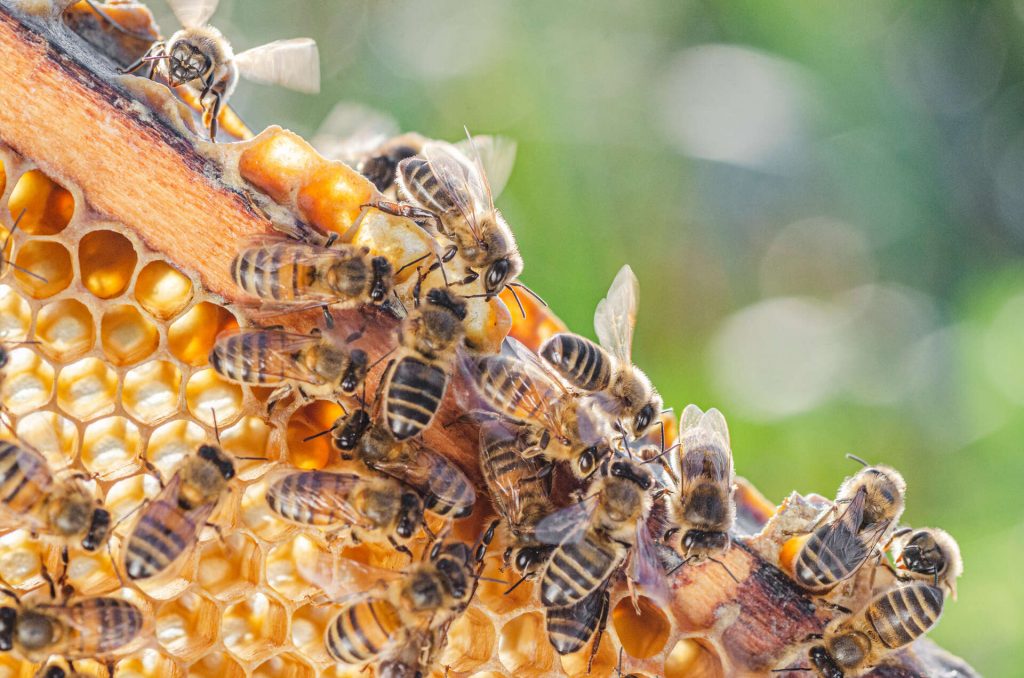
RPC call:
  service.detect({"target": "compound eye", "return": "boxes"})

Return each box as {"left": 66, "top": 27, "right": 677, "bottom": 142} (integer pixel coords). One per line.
{"left": 485, "top": 259, "right": 510, "bottom": 292}
{"left": 634, "top": 403, "right": 654, "bottom": 434}
{"left": 578, "top": 449, "right": 595, "bottom": 476}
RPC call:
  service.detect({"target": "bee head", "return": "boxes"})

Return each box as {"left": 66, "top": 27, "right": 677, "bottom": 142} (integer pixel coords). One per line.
{"left": 513, "top": 545, "right": 552, "bottom": 574}
{"left": 395, "top": 492, "right": 423, "bottom": 539}
{"left": 81, "top": 507, "right": 111, "bottom": 552}
{"left": 576, "top": 443, "right": 611, "bottom": 479}
{"left": 425, "top": 288, "right": 467, "bottom": 321}
{"left": 406, "top": 570, "right": 444, "bottom": 612}
{"left": 435, "top": 551, "right": 471, "bottom": 602}
{"left": 825, "top": 631, "right": 871, "bottom": 671}
{"left": 369, "top": 257, "right": 394, "bottom": 303}
{"left": 0, "top": 606, "right": 15, "bottom": 651}
{"left": 900, "top": 530, "right": 946, "bottom": 578}
{"left": 682, "top": 529, "right": 730, "bottom": 556}
{"left": 330, "top": 410, "right": 371, "bottom": 454}
{"left": 42, "top": 667, "right": 67, "bottom": 678}
{"left": 340, "top": 349, "right": 368, "bottom": 394}
{"left": 609, "top": 459, "right": 653, "bottom": 490}
{"left": 53, "top": 491, "right": 93, "bottom": 538}
{"left": 632, "top": 402, "right": 656, "bottom": 438}
{"left": 198, "top": 444, "right": 235, "bottom": 481}
{"left": 808, "top": 646, "right": 845, "bottom": 678}
{"left": 16, "top": 610, "right": 55, "bottom": 652}
{"left": 166, "top": 35, "right": 211, "bottom": 87}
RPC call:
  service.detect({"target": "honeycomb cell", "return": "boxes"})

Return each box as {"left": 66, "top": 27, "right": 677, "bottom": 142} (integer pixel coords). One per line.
{"left": 134, "top": 260, "right": 193, "bottom": 321}
{"left": 168, "top": 301, "right": 236, "bottom": 366}
{"left": 664, "top": 639, "right": 725, "bottom": 678}
{"left": 251, "top": 653, "right": 317, "bottom": 678}
{"left": 114, "top": 648, "right": 184, "bottom": 678}
{"left": 62, "top": 544, "right": 118, "bottom": 597}
{"left": 221, "top": 415, "right": 273, "bottom": 478}
{"left": 286, "top": 400, "right": 344, "bottom": 469}
{"left": 81, "top": 416, "right": 142, "bottom": 480}
{"left": 241, "top": 478, "right": 299, "bottom": 543}
{"left": 14, "top": 411, "right": 77, "bottom": 469}
{"left": 186, "top": 369, "right": 243, "bottom": 426}
{"left": 266, "top": 533, "right": 329, "bottom": 601}
{"left": 197, "top": 531, "right": 262, "bottom": 602}
{"left": 56, "top": 356, "right": 117, "bottom": 420}
{"left": 13, "top": 240, "right": 72, "bottom": 298}
{"left": 186, "top": 652, "right": 246, "bottom": 678}
{"left": 156, "top": 590, "right": 220, "bottom": 662}
{"left": 612, "top": 596, "right": 671, "bottom": 659}
{"left": 238, "top": 129, "right": 321, "bottom": 204}
{"left": 441, "top": 606, "right": 496, "bottom": 673}
{"left": 297, "top": 161, "right": 376, "bottom": 237}
{"left": 221, "top": 592, "right": 289, "bottom": 664}
{"left": 498, "top": 612, "right": 556, "bottom": 678}
{"left": 100, "top": 304, "right": 159, "bottom": 365}
{"left": 477, "top": 553, "right": 532, "bottom": 616}
{"left": 105, "top": 473, "right": 160, "bottom": 526}
{"left": 0, "top": 530, "right": 44, "bottom": 590}
{"left": 0, "top": 653, "right": 32, "bottom": 678}
{"left": 558, "top": 629, "right": 616, "bottom": 678}
{"left": 8, "top": 169, "right": 74, "bottom": 235}
{"left": 122, "top": 360, "right": 182, "bottom": 425}
{"left": 0, "top": 285, "right": 31, "bottom": 339}
{"left": 289, "top": 602, "right": 337, "bottom": 665}
{"left": 146, "top": 419, "right": 206, "bottom": 478}
{"left": 79, "top": 230, "right": 137, "bottom": 299}
{"left": 35, "top": 298, "right": 95, "bottom": 362}
{"left": 2, "top": 348, "right": 54, "bottom": 415}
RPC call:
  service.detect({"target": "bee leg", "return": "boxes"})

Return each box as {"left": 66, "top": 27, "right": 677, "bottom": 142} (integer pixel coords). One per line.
{"left": 324, "top": 232, "right": 339, "bottom": 248}
{"left": 587, "top": 588, "right": 612, "bottom": 675}
{"left": 815, "top": 598, "right": 852, "bottom": 615}
{"left": 266, "top": 384, "right": 293, "bottom": 415}
{"left": 389, "top": 536, "right": 413, "bottom": 561}
{"left": 39, "top": 562, "right": 56, "bottom": 600}
{"left": 119, "top": 41, "right": 163, "bottom": 76}
{"left": 372, "top": 200, "right": 442, "bottom": 232}
{"left": 321, "top": 305, "right": 336, "bottom": 329}
{"left": 203, "top": 84, "right": 223, "bottom": 142}
{"left": 59, "top": 545, "right": 70, "bottom": 590}
{"left": 105, "top": 659, "right": 116, "bottom": 678}
{"left": 205, "top": 521, "right": 227, "bottom": 546}
{"left": 141, "top": 458, "right": 166, "bottom": 489}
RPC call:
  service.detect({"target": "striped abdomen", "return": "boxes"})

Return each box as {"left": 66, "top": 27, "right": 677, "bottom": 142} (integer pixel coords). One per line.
{"left": 209, "top": 331, "right": 290, "bottom": 386}
{"left": 385, "top": 357, "right": 448, "bottom": 441}
{"left": 545, "top": 586, "right": 608, "bottom": 655}
{"left": 541, "top": 532, "right": 621, "bottom": 608}
{"left": 325, "top": 599, "right": 404, "bottom": 664}
{"left": 540, "top": 334, "right": 611, "bottom": 393}
{"left": 232, "top": 244, "right": 319, "bottom": 302}
{"left": 266, "top": 471, "right": 353, "bottom": 527}
{"left": 480, "top": 426, "right": 548, "bottom": 531}
{"left": 867, "top": 583, "right": 943, "bottom": 649}
{"left": 794, "top": 520, "right": 867, "bottom": 593}
{"left": 124, "top": 499, "right": 203, "bottom": 580}
{"left": 474, "top": 357, "right": 553, "bottom": 423}
{"left": 417, "top": 452, "right": 475, "bottom": 518}
{"left": 398, "top": 157, "right": 458, "bottom": 216}
{"left": 60, "top": 597, "right": 144, "bottom": 657}
{"left": 0, "top": 440, "right": 51, "bottom": 516}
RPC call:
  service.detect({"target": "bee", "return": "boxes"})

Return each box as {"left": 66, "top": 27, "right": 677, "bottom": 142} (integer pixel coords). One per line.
{"left": 0, "top": 592, "right": 143, "bottom": 664}
{"left": 0, "top": 439, "right": 111, "bottom": 559}
{"left": 265, "top": 469, "right": 424, "bottom": 557}
{"left": 534, "top": 457, "right": 662, "bottom": 610}
{"left": 663, "top": 405, "right": 735, "bottom": 565}
{"left": 378, "top": 134, "right": 523, "bottom": 298}
{"left": 478, "top": 421, "right": 555, "bottom": 585}
{"left": 539, "top": 265, "right": 662, "bottom": 440}
{"left": 888, "top": 527, "right": 962, "bottom": 599}
{"left": 122, "top": 443, "right": 235, "bottom": 581}
{"left": 120, "top": 0, "right": 319, "bottom": 139}
{"left": 793, "top": 458, "right": 906, "bottom": 594}
{"left": 381, "top": 287, "right": 467, "bottom": 441}
{"left": 209, "top": 327, "right": 368, "bottom": 412}
{"left": 805, "top": 582, "right": 944, "bottom": 677}
{"left": 37, "top": 663, "right": 87, "bottom": 678}
{"left": 230, "top": 237, "right": 395, "bottom": 319}
{"left": 319, "top": 529, "right": 494, "bottom": 671}
{"left": 545, "top": 581, "right": 611, "bottom": 669}
{"left": 467, "top": 337, "right": 614, "bottom": 480}
{"left": 332, "top": 421, "right": 476, "bottom": 519}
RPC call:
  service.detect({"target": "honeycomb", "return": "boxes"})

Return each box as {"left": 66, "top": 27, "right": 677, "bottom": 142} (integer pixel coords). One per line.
{"left": 0, "top": 3, "right": 977, "bottom": 677}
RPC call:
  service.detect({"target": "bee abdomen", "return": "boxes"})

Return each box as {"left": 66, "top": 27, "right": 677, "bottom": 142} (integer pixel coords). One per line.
{"left": 540, "top": 334, "right": 611, "bottom": 392}
{"left": 794, "top": 526, "right": 861, "bottom": 591}
{"left": 68, "top": 598, "right": 143, "bottom": 655}
{"left": 267, "top": 471, "right": 350, "bottom": 526}
{"left": 421, "top": 457, "right": 474, "bottom": 518}
{"left": 124, "top": 503, "right": 194, "bottom": 580}
{"left": 209, "top": 331, "right": 280, "bottom": 386}
{"left": 385, "top": 358, "right": 448, "bottom": 441}
{"left": 545, "top": 587, "right": 607, "bottom": 655}
{"left": 541, "top": 534, "right": 616, "bottom": 607}
{"left": 326, "top": 599, "right": 402, "bottom": 664}
{"left": 232, "top": 245, "right": 307, "bottom": 302}
{"left": 868, "top": 583, "right": 943, "bottom": 649}
{"left": 399, "top": 158, "right": 456, "bottom": 215}
{"left": 0, "top": 441, "right": 47, "bottom": 512}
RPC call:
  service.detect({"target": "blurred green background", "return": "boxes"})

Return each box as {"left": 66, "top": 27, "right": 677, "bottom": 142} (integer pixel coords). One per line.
{"left": 151, "top": 0, "right": 1023, "bottom": 673}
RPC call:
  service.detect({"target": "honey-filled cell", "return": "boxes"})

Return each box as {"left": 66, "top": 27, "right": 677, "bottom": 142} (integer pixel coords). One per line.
{"left": 185, "top": 368, "right": 242, "bottom": 426}
{"left": 14, "top": 411, "right": 78, "bottom": 469}
{"left": 0, "top": 285, "right": 31, "bottom": 339}
{"left": 81, "top": 416, "right": 142, "bottom": 480}
{"left": 79, "top": 229, "right": 138, "bottom": 299}
{"left": 197, "top": 531, "right": 262, "bottom": 602}
{"left": 146, "top": 419, "right": 206, "bottom": 478}
{"left": 134, "top": 260, "right": 193, "bottom": 321}
{"left": 0, "top": 653, "right": 33, "bottom": 678}
{"left": 168, "top": 301, "right": 237, "bottom": 366}
{"left": 251, "top": 653, "right": 317, "bottom": 678}
{"left": 156, "top": 590, "right": 220, "bottom": 662}
{"left": 13, "top": 240, "right": 72, "bottom": 298}
{"left": 664, "top": 638, "right": 725, "bottom": 678}
{"left": 35, "top": 298, "right": 95, "bottom": 362}
{"left": 286, "top": 400, "right": 344, "bottom": 469}
{"left": 441, "top": 606, "right": 497, "bottom": 674}
{"left": 498, "top": 612, "right": 556, "bottom": 678}
{"left": 186, "top": 652, "right": 246, "bottom": 678}
{"left": 221, "top": 592, "right": 289, "bottom": 664}
{"left": 612, "top": 596, "right": 671, "bottom": 659}
{"left": 2, "top": 348, "right": 54, "bottom": 415}
{"left": 101, "top": 304, "right": 160, "bottom": 365}
{"left": 56, "top": 356, "right": 117, "bottom": 421}
{"left": 122, "top": 360, "right": 182, "bottom": 426}
{"left": 7, "top": 169, "right": 74, "bottom": 235}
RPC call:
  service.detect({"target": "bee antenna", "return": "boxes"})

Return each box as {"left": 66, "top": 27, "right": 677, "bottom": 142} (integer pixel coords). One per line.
{"left": 771, "top": 669, "right": 813, "bottom": 673}
{"left": 392, "top": 290, "right": 408, "bottom": 316}
{"left": 394, "top": 252, "right": 431, "bottom": 277}
{"left": 846, "top": 453, "right": 869, "bottom": 467}
{"left": 509, "top": 281, "right": 547, "bottom": 307}
{"left": 302, "top": 427, "right": 335, "bottom": 443}
{"left": 477, "top": 576, "right": 510, "bottom": 585}
{"left": 0, "top": 209, "right": 48, "bottom": 282}
{"left": 504, "top": 572, "right": 532, "bottom": 595}
{"left": 140, "top": 54, "right": 171, "bottom": 62}
{"left": 367, "top": 347, "right": 396, "bottom": 372}
{"left": 506, "top": 284, "right": 526, "bottom": 319}
{"left": 642, "top": 442, "right": 680, "bottom": 465}
{"left": 708, "top": 556, "right": 739, "bottom": 583}
{"left": 210, "top": 408, "right": 221, "bottom": 444}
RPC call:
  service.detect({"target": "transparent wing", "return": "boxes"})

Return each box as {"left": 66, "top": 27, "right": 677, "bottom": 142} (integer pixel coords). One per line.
{"left": 234, "top": 38, "right": 321, "bottom": 94}
{"left": 211, "top": 328, "right": 324, "bottom": 384}
{"left": 594, "top": 265, "right": 639, "bottom": 363}
{"left": 454, "top": 134, "right": 517, "bottom": 201}
{"left": 814, "top": 489, "right": 869, "bottom": 561}
{"left": 312, "top": 102, "right": 399, "bottom": 161}
{"left": 631, "top": 519, "right": 669, "bottom": 604}
{"left": 699, "top": 408, "right": 730, "bottom": 446}
{"left": 421, "top": 141, "right": 482, "bottom": 240}
{"left": 45, "top": 597, "right": 141, "bottom": 650}
{"left": 679, "top": 404, "right": 705, "bottom": 433}
{"left": 297, "top": 549, "right": 403, "bottom": 603}
{"left": 372, "top": 444, "right": 475, "bottom": 515}
{"left": 265, "top": 470, "right": 366, "bottom": 527}
{"left": 470, "top": 353, "right": 566, "bottom": 431}
{"left": 534, "top": 495, "right": 598, "bottom": 545}
{"left": 679, "top": 439, "right": 732, "bottom": 486}
{"left": 166, "top": 0, "right": 218, "bottom": 27}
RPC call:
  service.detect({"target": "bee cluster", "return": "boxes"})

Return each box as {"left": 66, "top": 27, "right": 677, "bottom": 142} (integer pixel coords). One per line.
{"left": 0, "top": 1, "right": 976, "bottom": 677}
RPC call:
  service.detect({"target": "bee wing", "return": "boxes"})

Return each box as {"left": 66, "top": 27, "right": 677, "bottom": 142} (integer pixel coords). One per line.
{"left": 454, "top": 134, "right": 517, "bottom": 201}
{"left": 297, "top": 550, "right": 404, "bottom": 603}
{"left": 478, "top": 421, "right": 544, "bottom": 528}
{"left": 593, "top": 265, "right": 639, "bottom": 363}
{"left": 373, "top": 444, "right": 475, "bottom": 515}
{"left": 312, "top": 102, "right": 400, "bottom": 162}
{"left": 265, "top": 470, "right": 367, "bottom": 527}
{"left": 534, "top": 495, "right": 598, "bottom": 545}
{"left": 698, "top": 407, "right": 730, "bottom": 446}
{"left": 41, "top": 597, "right": 141, "bottom": 651}
{"left": 212, "top": 328, "right": 325, "bottom": 385}
{"left": 166, "top": 0, "right": 219, "bottom": 27}
{"left": 813, "top": 488, "right": 870, "bottom": 559}
{"left": 631, "top": 519, "right": 669, "bottom": 604}
{"left": 421, "top": 141, "right": 485, "bottom": 241}
{"left": 234, "top": 38, "right": 321, "bottom": 94}
{"left": 470, "top": 354, "right": 566, "bottom": 431}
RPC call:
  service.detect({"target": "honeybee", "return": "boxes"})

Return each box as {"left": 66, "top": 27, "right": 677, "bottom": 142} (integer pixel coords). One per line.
{"left": 534, "top": 456, "right": 662, "bottom": 610}
{"left": 888, "top": 527, "right": 962, "bottom": 599}
{"left": 545, "top": 580, "right": 611, "bottom": 667}
{"left": 36, "top": 663, "right": 87, "bottom": 678}
{"left": 209, "top": 327, "right": 368, "bottom": 412}
{"left": 333, "top": 421, "right": 476, "bottom": 519}
{"left": 378, "top": 134, "right": 523, "bottom": 298}
{"left": 230, "top": 237, "right": 395, "bottom": 318}
{"left": 0, "top": 439, "right": 111, "bottom": 559}
{"left": 381, "top": 287, "right": 467, "bottom": 441}
{"left": 663, "top": 405, "right": 735, "bottom": 565}
{"left": 804, "top": 582, "right": 944, "bottom": 677}
{"left": 467, "top": 337, "right": 614, "bottom": 480}
{"left": 0, "top": 592, "right": 143, "bottom": 664}
{"left": 120, "top": 0, "right": 319, "bottom": 139}
{"left": 793, "top": 459, "right": 906, "bottom": 594}
{"left": 539, "top": 265, "right": 662, "bottom": 440}
{"left": 265, "top": 469, "right": 424, "bottom": 556}
{"left": 478, "top": 421, "right": 555, "bottom": 584}
{"left": 122, "top": 443, "right": 235, "bottom": 581}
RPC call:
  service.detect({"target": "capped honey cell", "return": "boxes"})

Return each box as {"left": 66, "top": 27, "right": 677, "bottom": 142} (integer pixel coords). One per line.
{"left": 168, "top": 301, "right": 237, "bottom": 366}
{"left": 7, "top": 169, "right": 74, "bottom": 235}
{"left": 221, "top": 592, "right": 289, "bottom": 664}
{"left": 56, "top": 356, "right": 117, "bottom": 420}
{"left": 101, "top": 304, "right": 160, "bottom": 365}
{"left": 122, "top": 360, "right": 182, "bottom": 425}
{"left": 134, "top": 260, "right": 193, "bottom": 321}
{"left": 35, "top": 298, "right": 95, "bottom": 362}
{"left": 79, "top": 229, "right": 138, "bottom": 299}
{"left": 14, "top": 239, "right": 72, "bottom": 298}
